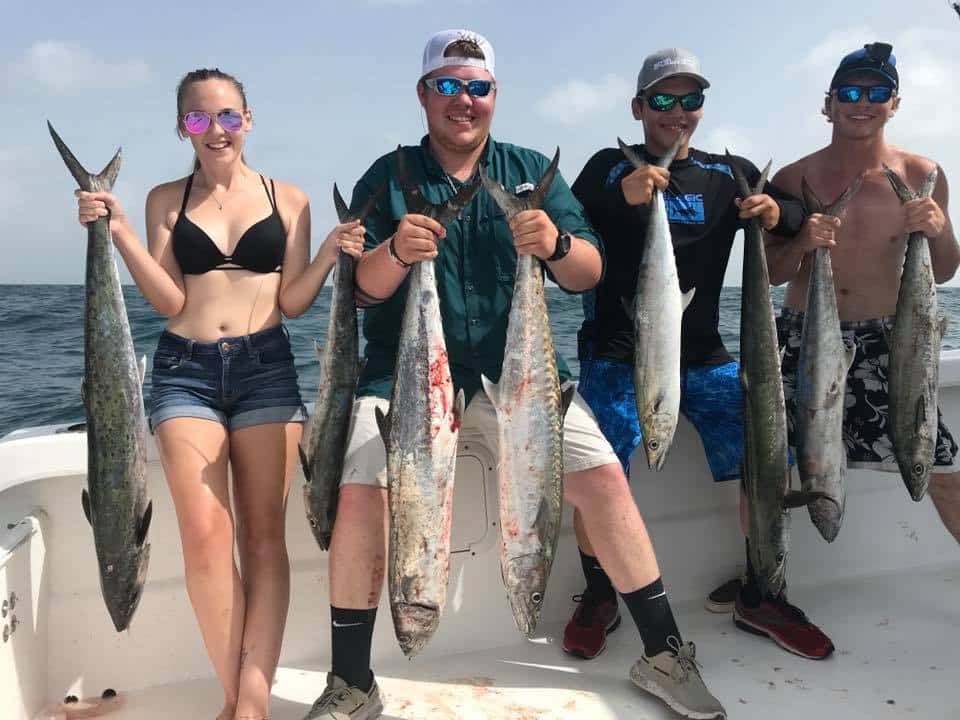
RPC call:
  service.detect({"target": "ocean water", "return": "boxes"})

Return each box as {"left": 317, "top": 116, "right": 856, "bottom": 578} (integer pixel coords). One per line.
{"left": 2, "top": 284, "right": 960, "bottom": 438}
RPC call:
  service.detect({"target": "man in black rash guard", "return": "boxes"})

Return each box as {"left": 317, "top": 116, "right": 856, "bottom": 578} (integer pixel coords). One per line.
{"left": 564, "top": 48, "right": 836, "bottom": 662}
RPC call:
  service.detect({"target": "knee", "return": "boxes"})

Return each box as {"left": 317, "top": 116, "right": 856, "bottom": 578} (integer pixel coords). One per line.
{"left": 179, "top": 513, "right": 234, "bottom": 572}
{"left": 564, "top": 463, "right": 629, "bottom": 509}
{"left": 237, "top": 516, "right": 287, "bottom": 562}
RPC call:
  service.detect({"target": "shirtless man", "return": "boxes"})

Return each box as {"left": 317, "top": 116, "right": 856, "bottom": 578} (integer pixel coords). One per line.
{"left": 766, "top": 42, "right": 960, "bottom": 546}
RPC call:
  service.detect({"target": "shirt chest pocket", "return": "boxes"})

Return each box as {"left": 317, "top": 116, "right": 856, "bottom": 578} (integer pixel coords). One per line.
{"left": 479, "top": 209, "right": 517, "bottom": 283}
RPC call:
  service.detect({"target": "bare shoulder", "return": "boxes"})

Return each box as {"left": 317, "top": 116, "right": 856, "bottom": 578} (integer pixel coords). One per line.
{"left": 145, "top": 177, "right": 189, "bottom": 226}
{"left": 267, "top": 177, "right": 310, "bottom": 213}
{"left": 890, "top": 146, "right": 944, "bottom": 185}
{"left": 772, "top": 148, "right": 828, "bottom": 193}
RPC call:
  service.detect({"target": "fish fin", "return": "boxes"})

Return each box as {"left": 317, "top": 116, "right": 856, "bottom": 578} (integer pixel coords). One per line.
{"left": 882, "top": 164, "right": 915, "bottom": 204}
{"left": 843, "top": 340, "right": 857, "bottom": 373}
{"left": 682, "top": 288, "right": 696, "bottom": 311}
{"left": 298, "top": 444, "right": 311, "bottom": 483}
{"left": 918, "top": 166, "right": 939, "bottom": 199}
{"left": 737, "top": 366, "right": 749, "bottom": 394}
{"left": 355, "top": 183, "right": 385, "bottom": 223}
{"left": 915, "top": 395, "right": 928, "bottom": 429}
{"left": 534, "top": 497, "right": 553, "bottom": 545}
{"left": 882, "top": 318, "right": 894, "bottom": 345}
{"left": 332, "top": 183, "right": 351, "bottom": 223}
{"left": 658, "top": 135, "right": 684, "bottom": 169}
{"left": 480, "top": 166, "right": 524, "bottom": 219}
{"left": 81, "top": 488, "right": 92, "bottom": 526}
{"left": 560, "top": 384, "right": 576, "bottom": 419}
{"left": 481, "top": 374, "right": 500, "bottom": 410}
{"left": 395, "top": 145, "right": 425, "bottom": 215}
{"left": 618, "top": 137, "right": 646, "bottom": 170}
{"left": 136, "top": 501, "right": 153, "bottom": 547}
{"left": 454, "top": 388, "right": 466, "bottom": 424}
{"left": 753, "top": 160, "right": 772, "bottom": 195}
{"left": 374, "top": 406, "right": 390, "bottom": 447}
{"left": 800, "top": 176, "right": 824, "bottom": 214}
{"left": 436, "top": 173, "right": 482, "bottom": 226}
{"left": 725, "top": 150, "right": 752, "bottom": 198}
{"left": 526, "top": 148, "right": 560, "bottom": 210}
{"left": 138, "top": 355, "right": 147, "bottom": 385}
{"left": 783, "top": 489, "right": 828, "bottom": 509}
{"left": 823, "top": 173, "right": 865, "bottom": 217}
{"left": 48, "top": 122, "right": 121, "bottom": 192}
{"left": 314, "top": 339, "right": 323, "bottom": 361}
{"left": 939, "top": 314, "right": 950, "bottom": 340}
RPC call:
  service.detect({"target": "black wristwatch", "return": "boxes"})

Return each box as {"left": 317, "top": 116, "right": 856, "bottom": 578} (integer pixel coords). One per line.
{"left": 547, "top": 229, "right": 572, "bottom": 262}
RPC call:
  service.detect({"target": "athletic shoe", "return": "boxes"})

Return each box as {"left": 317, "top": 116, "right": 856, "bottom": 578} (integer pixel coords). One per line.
{"left": 561, "top": 591, "right": 621, "bottom": 659}
{"left": 733, "top": 591, "right": 835, "bottom": 659}
{"left": 302, "top": 673, "right": 383, "bottom": 720}
{"left": 630, "top": 638, "right": 726, "bottom": 719}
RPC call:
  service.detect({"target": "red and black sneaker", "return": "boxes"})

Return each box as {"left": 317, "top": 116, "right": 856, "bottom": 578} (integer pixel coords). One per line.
{"left": 733, "top": 591, "right": 835, "bottom": 660}
{"left": 562, "top": 592, "right": 621, "bottom": 660}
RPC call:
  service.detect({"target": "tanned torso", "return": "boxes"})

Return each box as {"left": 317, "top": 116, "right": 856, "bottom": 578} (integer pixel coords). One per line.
{"left": 772, "top": 146, "right": 946, "bottom": 321}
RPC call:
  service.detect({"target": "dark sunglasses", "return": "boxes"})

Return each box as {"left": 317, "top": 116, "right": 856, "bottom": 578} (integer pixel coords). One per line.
{"left": 641, "top": 91, "right": 705, "bottom": 112}
{"left": 834, "top": 85, "right": 894, "bottom": 104}
{"left": 182, "top": 109, "right": 245, "bottom": 135}
{"left": 423, "top": 76, "right": 496, "bottom": 97}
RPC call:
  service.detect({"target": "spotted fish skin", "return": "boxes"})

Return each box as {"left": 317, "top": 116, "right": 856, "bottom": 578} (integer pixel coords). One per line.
{"left": 882, "top": 165, "right": 945, "bottom": 502}
{"left": 301, "top": 185, "right": 380, "bottom": 551}
{"left": 480, "top": 152, "right": 570, "bottom": 638}
{"left": 795, "top": 176, "right": 862, "bottom": 541}
{"left": 377, "top": 148, "right": 478, "bottom": 657}
{"left": 49, "top": 122, "right": 152, "bottom": 632}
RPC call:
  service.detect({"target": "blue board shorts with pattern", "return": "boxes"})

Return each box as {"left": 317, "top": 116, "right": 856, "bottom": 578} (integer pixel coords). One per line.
{"left": 577, "top": 356, "right": 743, "bottom": 481}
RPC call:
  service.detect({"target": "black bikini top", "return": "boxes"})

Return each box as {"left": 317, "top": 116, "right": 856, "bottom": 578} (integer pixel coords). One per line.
{"left": 172, "top": 173, "right": 286, "bottom": 274}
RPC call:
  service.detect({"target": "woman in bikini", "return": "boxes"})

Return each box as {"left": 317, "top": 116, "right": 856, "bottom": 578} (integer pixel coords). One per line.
{"left": 75, "top": 68, "right": 365, "bottom": 720}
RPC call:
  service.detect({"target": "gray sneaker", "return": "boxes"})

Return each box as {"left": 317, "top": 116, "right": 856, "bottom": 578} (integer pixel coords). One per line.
{"left": 302, "top": 673, "right": 383, "bottom": 720}
{"left": 630, "top": 638, "right": 726, "bottom": 720}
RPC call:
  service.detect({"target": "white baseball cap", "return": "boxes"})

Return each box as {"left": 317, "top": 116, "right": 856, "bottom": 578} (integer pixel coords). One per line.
{"left": 421, "top": 29, "right": 495, "bottom": 79}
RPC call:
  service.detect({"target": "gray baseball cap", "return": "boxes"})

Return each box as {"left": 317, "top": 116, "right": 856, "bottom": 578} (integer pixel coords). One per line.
{"left": 636, "top": 48, "right": 710, "bottom": 95}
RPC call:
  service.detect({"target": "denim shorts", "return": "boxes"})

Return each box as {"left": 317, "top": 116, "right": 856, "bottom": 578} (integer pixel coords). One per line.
{"left": 149, "top": 325, "right": 307, "bottom": 432}
{"left": 577, "top": 357, "right": 744, "bottom": 481}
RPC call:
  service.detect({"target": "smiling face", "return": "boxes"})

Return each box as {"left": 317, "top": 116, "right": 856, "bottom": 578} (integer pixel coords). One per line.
{"left": 632, "top": 75, "right": 704, "bottom": 156}
{"left": 178, "top": 78, "right": 251, "bottom": 170}
{"left": 823, "top": 71, "right": 900, "bottom": 139}
{"left": 417, "top": 64, "right": 496, "bottom": 158}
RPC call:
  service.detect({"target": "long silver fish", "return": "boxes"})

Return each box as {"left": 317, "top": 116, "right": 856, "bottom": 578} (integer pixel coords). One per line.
{"left": 49, "top": 122, "right": 152, "bottom": 632}
{"left": 795, "top": 176, "right": 862, "bottom": 542}
{"left": 375, "top": 147, "right": 477, "bottom": 657}
{"left": 882, "top": 165, "right": 946, "bottom": 501}
{"left": 480, "top": 151, "right": 573, "bottom": 638}
{"left": 300, "top": 184, "right": 380, "bottom": 551}
{"left": 618, "top": 136, "right": 693, "bottom": 470}
{"left": 732, "top": 155, "right": 820, "bottom": 598}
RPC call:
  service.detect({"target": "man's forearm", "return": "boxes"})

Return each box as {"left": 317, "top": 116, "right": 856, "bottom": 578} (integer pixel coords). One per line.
{"left": 355, "top": 238, "right": 410, "bottom": 305}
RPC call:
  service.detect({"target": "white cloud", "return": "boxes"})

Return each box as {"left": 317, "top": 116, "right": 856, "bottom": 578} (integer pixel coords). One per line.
{"left": 7, "top": 41, "right": 149, "bottom": 93}
{"left": 537, "top": 74, "right": 632, "bottom": 125}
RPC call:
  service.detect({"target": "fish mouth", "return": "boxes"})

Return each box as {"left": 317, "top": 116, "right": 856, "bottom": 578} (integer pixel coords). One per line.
{"left": 392, "top": 602, "right": 440, "bottom": 657}
{"left": 808, "top": 496, "right": 844, "bottom": 543}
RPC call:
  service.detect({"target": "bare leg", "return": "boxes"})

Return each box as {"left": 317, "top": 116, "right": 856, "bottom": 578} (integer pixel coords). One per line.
{"left": 155, "top": 418, "right": 241, "bottom": 720}
{"left": 929, "top": 471, "right": 960, "bottom": 544}
{"left": 230, "top": 421, "right": 302, "bottom": 719}
{"left": 329, "top": 485, "right": 389, "bottom": 609}
{"left": 573, "top": 508, "right": 594, "bottom": 555}
{"left": 564, "top": 463, "right": 660, "bottom": 593}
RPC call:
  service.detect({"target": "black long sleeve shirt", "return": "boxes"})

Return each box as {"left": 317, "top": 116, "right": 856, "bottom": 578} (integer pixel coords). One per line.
{"left": 572, "top": 145, "right": 805, "bottom": 367}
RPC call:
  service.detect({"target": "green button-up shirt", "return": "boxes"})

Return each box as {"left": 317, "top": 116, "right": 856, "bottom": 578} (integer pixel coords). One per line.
{"left": 350, "top": 135, "right": 601, "bottom": 404}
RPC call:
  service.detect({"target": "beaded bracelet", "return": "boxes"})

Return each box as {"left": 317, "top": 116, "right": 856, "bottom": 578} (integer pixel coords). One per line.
{"left": 388, "top": 235, "right": 412, "bottom": 269}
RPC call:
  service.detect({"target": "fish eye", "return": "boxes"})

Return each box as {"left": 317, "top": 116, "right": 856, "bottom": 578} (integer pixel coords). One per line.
{"left": 531, "top": 592, "right": 543, "bottom": 605}
{"left": 648, "top": 440, "right": 660, "bottom": 451}
{"left": 776, "top": 552, "right": 785, "bottom": 563}
{"left": 912, "top": 463, "right": 924, "bottom": 476}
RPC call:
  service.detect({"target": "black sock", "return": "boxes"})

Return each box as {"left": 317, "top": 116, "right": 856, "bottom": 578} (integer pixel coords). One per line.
{"left": 330, "top": 606, "right": 376, "bottom": 692}
{"left": 621, "top": 577, "right": 682, "bottom": 657}
{"left": 579, "top": 548, "right": 616, "bottom": 600}
{"left": 741, "top": 539, "right": 764, "bottom": 606}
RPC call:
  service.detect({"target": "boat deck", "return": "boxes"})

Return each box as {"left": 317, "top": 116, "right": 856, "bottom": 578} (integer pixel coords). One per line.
{"left": 36, "top": 561, "right": 959, "bottom": 720}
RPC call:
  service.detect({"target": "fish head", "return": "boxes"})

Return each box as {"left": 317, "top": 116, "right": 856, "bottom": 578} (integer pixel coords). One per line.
{"left": 98, "top": 542, "right": 150, "bottom": 632}
{"left": 900, "top": 454, "right": 931, "bottom": 502}
{"left": 753, "top": 515, "right": 789, "bottom": 598}
{"left": 641, "top": 412, "right": 677, "bottom": 471}
{"left": 503, "top": 554, "right": 548, "bottom": 638}
{"left": 392, "top": 602, "right": 440, "bottom": 657}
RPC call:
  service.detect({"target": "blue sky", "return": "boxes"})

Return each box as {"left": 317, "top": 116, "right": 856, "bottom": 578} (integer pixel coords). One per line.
{"left": 3, "top": 0, "right": 958, "bottom": 285}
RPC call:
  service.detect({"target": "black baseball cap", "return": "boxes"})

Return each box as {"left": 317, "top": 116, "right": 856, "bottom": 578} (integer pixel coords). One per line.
{"left": 830, "top": 42, "right": 899, "bottom": 90}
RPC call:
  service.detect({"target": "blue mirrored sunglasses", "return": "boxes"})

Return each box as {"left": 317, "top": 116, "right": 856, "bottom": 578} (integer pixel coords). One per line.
{"left": 835, "top": 84, "right": 894, "bottom": 103}
{"left": 423, "top": 76, "right": 496, "bottom": 97}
